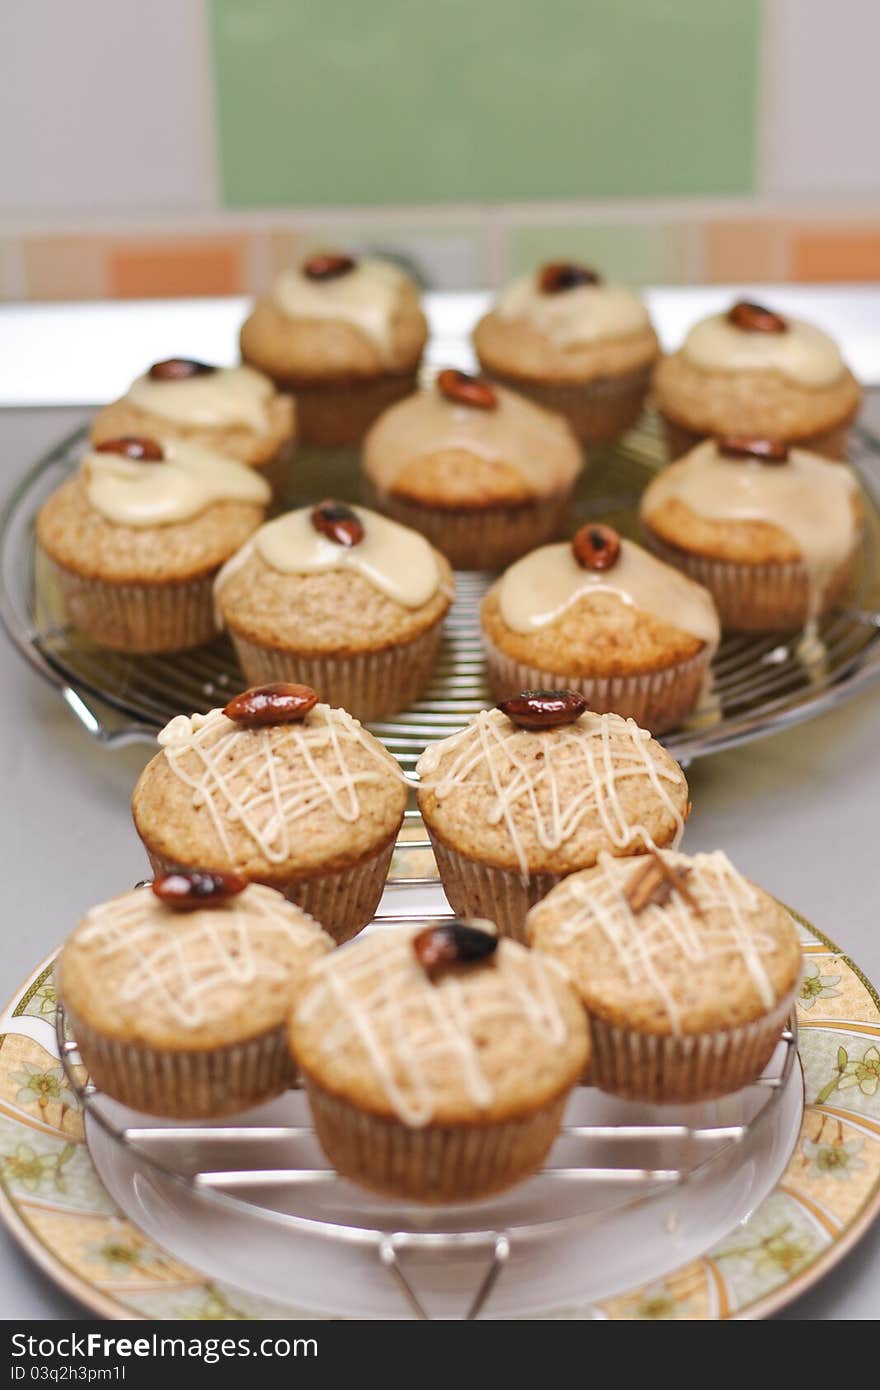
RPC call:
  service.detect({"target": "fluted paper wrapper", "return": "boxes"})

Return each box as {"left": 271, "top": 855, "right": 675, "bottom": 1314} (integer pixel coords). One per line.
{"left": 304, "top": 1074, "right": 569, "bottom": 1203}
{"left": 427, "top": 829, "right": 562, "bottom": 943}
{"left": 49, "top": 557, "right": 218, "bottom": 653}
{"left": 660, "top": 414, "right": 852, "bottom": 463}
{"left": 476, "top": 362, "right": 652, "bottom": 448}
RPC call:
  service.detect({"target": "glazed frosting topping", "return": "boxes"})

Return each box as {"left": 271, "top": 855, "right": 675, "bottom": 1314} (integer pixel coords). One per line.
{"left": 416, "top": 708, "right": 687, "bottom": 877}
{"left": 82, "top": 440, "right": 270, "bottom": 526}
{"left": 641, "top": 439, "right": 860, "bottom": 622}
{"left": 497, "top": 536, "right": 720, "bottom": 650}
{"left": 74, "top": 884, "right": 323, "bottom": 1030}
{"left": 682, "top": 311, "right": 845, "bottom": 386}
{"left": 363, "top": 384, "right": 580, "bottom": 491}
{"left": 272, "top": 256, "right": 411, "bottom": 365}
{"left": 126, "top": 365, "right": 275, "bottom": 433}
{"left": 157, "top": 703, "right": 405, "bottom": 865}
{"left": 217, "top": 504, "right": 442, "bottom": 609}
{"left": 295, "top": 927, "right": 571, "bottom": 1126}
{"left": 539, "top": 850, "right": 778, "bottom": 1033}
{"left": 494, "top": 271, "right": 650, "bottom": 345}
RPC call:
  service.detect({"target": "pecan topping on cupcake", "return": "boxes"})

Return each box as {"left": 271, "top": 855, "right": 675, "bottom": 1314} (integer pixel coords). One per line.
{"left": 726, "top": 301, "right": 787, "bottom": 334}
{"left": 436, "top": 368, "right": 498, "bottom": 411}
{"left": 148, "top": 358, "right": 216, "bottom": 380}
{"left": 572, "top": 522, "right": 621, "bottom": 571}
{"left": 94, "top": 436, "right": 164, "bottom": 462}
{"left": 310, "top": 499, "right": 365, "bottom": 547}
{"left": 303, "top": 252, "right": 356, "bottom": 281}
{"left": 152, "top": 868, "right": 247, "bottom": 911}
{"left": 413, "top": 920, "right": 499, "bottom": 979}
{"left": 498, "top": 689, "right": 589, "bottom": 730}
{"left": 539, "top": 262, "right": 601, "bottom": 294}
{"left": 717, "top": 436, "right": 789, "bottom": 464}
{"left": 223, "top": 683, "right": 318, "bottom": 725}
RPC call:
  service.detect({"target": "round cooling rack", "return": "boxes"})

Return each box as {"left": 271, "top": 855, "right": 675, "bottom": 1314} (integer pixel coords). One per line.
{"left": 2, "top": 417, "right": 880, "bottom": 766}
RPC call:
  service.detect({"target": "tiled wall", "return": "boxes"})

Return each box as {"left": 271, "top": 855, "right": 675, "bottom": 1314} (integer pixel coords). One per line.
{"left": 2, "top": 0, "right": 880, "bottom": 300}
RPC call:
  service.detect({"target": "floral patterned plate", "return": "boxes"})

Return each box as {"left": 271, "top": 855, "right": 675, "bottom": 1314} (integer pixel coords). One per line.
{"left": 1, "top": 908, "right": 879, "bottom": 1321}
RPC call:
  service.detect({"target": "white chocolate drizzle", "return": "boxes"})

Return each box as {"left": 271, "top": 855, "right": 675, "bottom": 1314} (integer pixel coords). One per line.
{"left": 682, "top": 311, "right": 845, "bottom": 386}
{"left": 416, "top": 709, "right": 687, "bottom": 878}
{"left": 82, "top": 440, "right": 270, "bottom": 526}
{"left": 73, "top": 884, "right": 325, "bottom": 1030}
{"left": 494, "top": 272, "right": 650, "bottom": 345}
{"left": 538, "top": 850, "right": 778, "bottom": 1034}
{"left": 272, "top": 257, "right": 412, "bottom": 366}
{"left": 156, "top": 704, "right": 405, "bottom": 866}
{"left": 296, "top": 928, "right": 571, "bottom": 1126}
{"left": 497, "top": 536, "right": 720, "bottom": 650}
{"left": 126, "top": 365, "right": 275, "bottom": 433}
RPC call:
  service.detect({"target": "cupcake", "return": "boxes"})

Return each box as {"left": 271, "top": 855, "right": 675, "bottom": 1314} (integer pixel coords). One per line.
{"left": 481, "top": 523, "right": 719, "bottom": 733}
{"left": 36, "top": 436, "right": 270, "bottom": 653}
{"left": 640, "top": 437, "right": 863, "bottom": 633}
{"left": 416, "top": 694, "right": 690, "bottom": 942}
{"left": 362, "top": 369, "right": 583, "bottom": 569}
{"left": 473, "top": 263, "right": 659, "bottom": 446}
{"left": 653, "top": 300, "right": 861, "bottom": 460}
{"left": 240, "top": 251, "right": 427, "bottom": 446}
{"left": 58, "top": 873, "right": 332, "bottom": 1118}
{"left": 527, "top": 847, "right": 802, "bottom": 1102}
{"left": 290, "top": 920, "right": 589, "bottom": 1202}
{"left": 90, "top": 358, "right": 295, "bottom": 501}
{"left": 214, "top": 500, "right": 454, "bottom": 721}
{"left": 132, "top": 688, "right": 408, "bottom": 943}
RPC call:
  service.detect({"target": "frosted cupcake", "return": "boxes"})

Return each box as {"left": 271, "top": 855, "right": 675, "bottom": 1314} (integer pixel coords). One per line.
{"left": 290, "top": 921, "right": 589, "bottom": 1202}
{"left": 36, "top": 436, "right": 270, "bottom": 652}
{"left": 132, "top": 688, "right": 407, "bottom": 942}
{"left": 362, "top": 369, "right": 583, "bottom": 569}
{"left": 416, "top": 696, "right": 690, "bottom": 941}
{"left": 481, "top": 524, "right": 719, "bottom": 733}
{"left": 640, "top": 437, "right": 863, "bottom": 633}
{"left": 58, "top": 875, "right": 332, "bottom": 1118}
{"left": 240, "top": 251, "right": 427, "bottom": 445}
{"left": 527, "top": 848, "right": 802, "bottom": 1102}
{"left": 214, "top": 500, "right": 454, "bottom": 721}
{"left": 90, "top": 358, "right": 295, "bottom": 501}
{"left": 653, "top": 300, "right": 861, "bottom": 459}
{"left": 473, "top": 263, "right": 659, "bottom": 446}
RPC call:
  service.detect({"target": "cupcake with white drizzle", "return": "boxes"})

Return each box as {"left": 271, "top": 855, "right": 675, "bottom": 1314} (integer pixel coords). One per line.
{"left": 481, "top": 523, "right": 720, "bottom": 734}
{"left": 527, "top": 847, "right": 802, "bottom": 1102}
{"left": 240, "top": 251, "right": 427, "bottom": 446}
{"left": 416, "top": 693, "right": 690, "bottom": 942}
{"left": 362, "top": 369, "right": 583, "bottom": 570}
{"left": 640, "top": 437, "right": 863, "bottom": 637}
{"left": 653, "top": 299, "right": 861, "bottom": 459}
{"left": 58, "top": 873, "right": 333, "bottom": 1118}
{"left": 90, "top": 358, "right": 295, "bottom": 501}
{"left": 473, "top": 262, "right": 659, "bottom": 446}
{"left": 132, "top": 684, "right": 408, "bottom": 942}
{"left": 36, "top": 435, "right": 270, "bottom": 652}
{"left": 214, "top": 499, "right": 454, "bottom": 721}
{"left": 290, "top": 920, "right": 589, "bottom": 1202}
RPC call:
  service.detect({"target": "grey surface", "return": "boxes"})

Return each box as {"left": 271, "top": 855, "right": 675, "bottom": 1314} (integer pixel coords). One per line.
{"left": 0, "top": 406, "right": 878, "bottom": 1322}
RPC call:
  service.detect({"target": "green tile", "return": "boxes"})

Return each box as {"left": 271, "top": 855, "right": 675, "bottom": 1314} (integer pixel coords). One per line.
{"left": 210, "top": 0, "right": 759, "bottom": 206}
{"left": 508, "top": 224, "right": 689, "bottom": 287}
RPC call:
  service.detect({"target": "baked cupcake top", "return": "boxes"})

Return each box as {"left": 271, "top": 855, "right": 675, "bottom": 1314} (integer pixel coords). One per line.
{"left": 527, "top": 848, "right": 802, "bottom": 1036}
{"left": 482, "top": 525, "right": 719, "bottom": 678}
{"left": 132, "top": 691, "right": 408, "bottom": 882}
{"left": 362, "top": 372, "right": 583, "bottom": 506}
{"left": 416, "top": 699, "right": 689, "bottom": 877}
{"left": 214, "top": 501, "right": 454, "bottom": 652}
{"left": 59, "top": 877, "right": 332, "bottom": 1050}
{"left": 290, "top": 922, "right": 589, "bottom": 1126}
{"left": 681, "top": 301, "right": 846, "bottom": 387}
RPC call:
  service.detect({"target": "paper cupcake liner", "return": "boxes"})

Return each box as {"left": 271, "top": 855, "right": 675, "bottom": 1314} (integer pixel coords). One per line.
{"left": 252, "top": 369, "right": 421, "bottom": 447}
{"left": 63, "top": 1005, "right": 295, "bottom": 1119}
{"left": 363, "top": 482, "right": 577, "bottom": 570}
{"left": 476, "top": 362, "right": 653, "bottom": 448}
{"left": 482, "top": 631, "right": 712, "bottom": 736}
{"left": 254, "top": 437, "right": 294, "bottom": 507}
{"left": 145, "top": 835, "right": 396, "bottom": 946}
{"left": 586, "top": 992, "right": 796, "bottom": 1103}
{"left": 47, "top": 556, "right": 219, "bottom": 653}
{"left": 659, "top": 413, "right": 852, "bottom": 463}
{"left": 303, "top": 1073, "right": 569, "bottom": 1203}
{"left": 227, "top": 618, "right": 445, "bottom": 723}
{"left": 426, "top": 828, "right": 563, "bottom": 943}
{"left": 642, "top": 527, "right": 858, "bottom": 632}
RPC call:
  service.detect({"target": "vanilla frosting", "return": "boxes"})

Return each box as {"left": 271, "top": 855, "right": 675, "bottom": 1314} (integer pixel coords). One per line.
{"left": 272, "top": 256, "right": 411, "bottom": 365}
{"left": 497, "top": 536, "right": 720, "bottom": 649}
{"left": 641, "top": 439, "right": 859, "bottom": 620}
{"left": 82, "top": 440, "right": 270, "bottom": 526}
{"left": 126, "top": 365, "right": 275, "bottom": 433}
{"left": 494, "top": 272, "right": 650, "bottom": 346}
{"left": 218, "top": 503, "right": 443, "bottom": 609}
{"left": 683, "top": 312, "right": 845, "bottom": 387}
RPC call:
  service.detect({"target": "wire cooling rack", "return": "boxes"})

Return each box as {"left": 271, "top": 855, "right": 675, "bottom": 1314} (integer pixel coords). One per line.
{"left": 2, "top": 414, "right": 880, "bottom": 765}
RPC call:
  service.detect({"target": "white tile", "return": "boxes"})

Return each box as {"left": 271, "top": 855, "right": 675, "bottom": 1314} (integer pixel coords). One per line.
{"left": 0, "top": 0, "right": 217, "bottom": 215}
